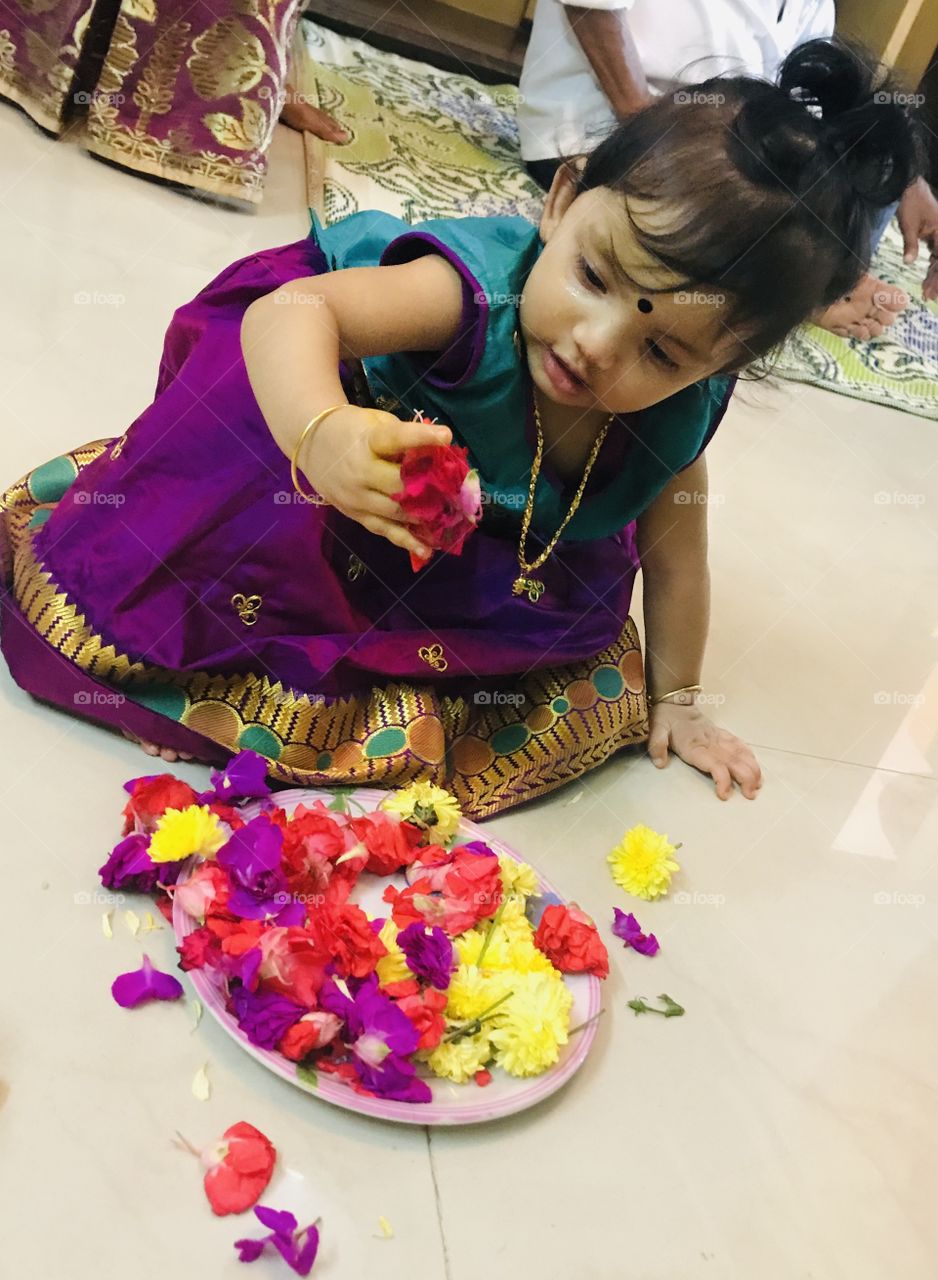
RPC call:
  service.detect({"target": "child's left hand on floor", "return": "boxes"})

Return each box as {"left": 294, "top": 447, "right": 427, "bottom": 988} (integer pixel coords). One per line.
{"left": 646, "top": 702, "right": 763, "bottom": 800}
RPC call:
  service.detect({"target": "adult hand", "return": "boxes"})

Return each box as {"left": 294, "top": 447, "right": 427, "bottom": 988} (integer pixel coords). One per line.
{"left": 897, "top": 176, "right": 938, "bottom": 302}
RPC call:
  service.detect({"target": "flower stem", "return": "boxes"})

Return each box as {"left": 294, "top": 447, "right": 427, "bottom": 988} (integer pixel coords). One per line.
{"left": 568, "top": 1008, "right": 605, "bottom": 1037}
{"left": 444, "top": 990, "right": 514, "bottom": 1043}
{"left": 475, "top": 900, "right": 506, "bottom": 969}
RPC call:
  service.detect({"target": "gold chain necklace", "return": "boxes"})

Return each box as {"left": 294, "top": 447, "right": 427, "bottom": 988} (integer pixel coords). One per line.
{"left": 513, "top": 396, "right": 613, "bottom": 603}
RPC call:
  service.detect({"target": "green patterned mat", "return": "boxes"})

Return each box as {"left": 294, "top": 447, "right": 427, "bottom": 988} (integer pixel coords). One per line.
{"left": 296, "top": 19, "right": 938, "bottom": 420}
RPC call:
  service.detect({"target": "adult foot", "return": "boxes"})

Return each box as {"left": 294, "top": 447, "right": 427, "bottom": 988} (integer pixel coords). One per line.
{"left": 122, "top": 729, "right": 197, "bottom": 764}
{"left": 814, "top": 273, "right": 908, "bottom": 340}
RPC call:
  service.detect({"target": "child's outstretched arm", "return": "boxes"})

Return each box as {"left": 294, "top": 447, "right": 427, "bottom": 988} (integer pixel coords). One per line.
{"left": 636, "top": 456, "right": 763, "bottom": 801}
{"left": 240, "top": 254, "right": 466, "bottom": 559}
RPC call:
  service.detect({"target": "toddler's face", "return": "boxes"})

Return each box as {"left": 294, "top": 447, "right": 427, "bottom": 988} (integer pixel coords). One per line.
{"left": 520, "top": 175, "right": 740, "bottom": 414}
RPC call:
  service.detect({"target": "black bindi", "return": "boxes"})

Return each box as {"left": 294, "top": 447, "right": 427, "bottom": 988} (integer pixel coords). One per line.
{"left": 637, "top": 297, "right": 653, "bottom": 314}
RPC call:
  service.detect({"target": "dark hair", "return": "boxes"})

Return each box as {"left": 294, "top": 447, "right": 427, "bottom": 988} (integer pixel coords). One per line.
{"left": 576, "top": 38, "right": 926, "bottom": 374}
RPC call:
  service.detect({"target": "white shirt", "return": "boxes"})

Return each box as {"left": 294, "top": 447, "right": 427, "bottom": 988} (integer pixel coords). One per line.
{"left": 517, "top": 0, "right": 835, "bottom": 161}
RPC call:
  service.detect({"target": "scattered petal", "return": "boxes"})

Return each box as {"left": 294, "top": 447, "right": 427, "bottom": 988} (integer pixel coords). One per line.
{"left": 111, "top": 954, "right": 184, "bottom": 1008}
{"left": 141, "top": 911, "right": 162, "bottom": 933}
{"left": 192, "top": 1063, "right": 211, "bottom": 1101}
{"left": 377, "top": 1215, "right": 394, "bottom": 1239}
{"left": 101, "top": 911, "right": 113, "bottom": 939}
{"left": 189, "top": 999, "right": 203, "bottom": 1031}
{"left": 235, "top": 1206, "right": 321, "bottom": 1275}
{"left": 611, "top": 908, "right": 660, "bottom": 957}
{"left": 124, "top": 909, "right": 141, "bottom": 936}
{"left": 201, "top": 1121, "right": 276, "bottom": 1216}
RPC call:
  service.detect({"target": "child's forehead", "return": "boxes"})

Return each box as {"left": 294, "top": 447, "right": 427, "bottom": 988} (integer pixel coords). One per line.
{"left": 573, "top": 189, "right": 686, "bottom": 290}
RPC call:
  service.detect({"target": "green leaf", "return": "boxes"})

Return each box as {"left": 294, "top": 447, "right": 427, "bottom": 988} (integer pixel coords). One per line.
{"left": 658, "top": 993, "right": 685, "bottom": 1018}
{"left": 296, "top": 1062, "right": 319, "bottom": 1089}
{"left": 627, "top": 997, "right": 651, "bottom": 1016}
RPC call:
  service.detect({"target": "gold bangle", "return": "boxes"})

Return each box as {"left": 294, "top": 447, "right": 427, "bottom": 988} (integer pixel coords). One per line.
{"left": 290, "top": 404, "right": 347, "bottom": 505}
{"left": 650, "top": 683, "right": 702, "bottom": 706}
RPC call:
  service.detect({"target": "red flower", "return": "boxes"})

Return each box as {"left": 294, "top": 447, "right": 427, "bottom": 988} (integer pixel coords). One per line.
{"left": 534, "top": 904, "right": 610, "bottom": 979}
{"left": 201, "top": 1121, "right": 276, "bottom": 1217}
{"left": 394, "top": 442, "right": 481, "bottom": 571}
{"left": 383, "top": 845, "right": 502, "bottom": 936}
{"left": 258, "top": 926, "right": 330, "bottom": 1009}
{"left": 348, "top": 811, "right": 424, "bottom": 876}
{"left": 281, "top": 802, "right": 358, "bottom": 899}
{"left": 307, "top": 902, "right": 387, "bottom": 979}
{"left": 278, "top": 1011, "right": 342, "bottom": 1061}
{"left": 121, "top": 775, "right": 199, "bottom": 835}
{"left": 177, "top": 925, "right": 219, "bottom": 971}
{"left": 396, "top": 987, "right": 448, "bottom": 1051}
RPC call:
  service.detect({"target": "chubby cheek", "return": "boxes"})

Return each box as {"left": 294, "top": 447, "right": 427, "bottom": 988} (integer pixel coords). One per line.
{"left": 596, "top": 366, "right": 682, "bottom": 415}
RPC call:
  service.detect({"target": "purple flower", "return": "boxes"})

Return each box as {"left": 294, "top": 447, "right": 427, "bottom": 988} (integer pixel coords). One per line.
{"left": 611, "top": 908, "right": 660, "bottom": 957}
{"left": 397, "top": 922, "right": 454, "bottom": 990}
{"left": 99, "top": 834, "right": 161, "bottom": 893}
{"left": 200, "top": 750, "right": 271, "bottom": 806}
{"left": 235, "top": 1205, "right": 320, "bottom": 1276}
{"left": 217, "top": 817, "right": 293, "bottom": 922}
{"left": 320, "top": 976, "right": 430, "bottom": 1103}
{"left": 230, "top": 985, "right": 306, "bottom": 1049}
{"left": 111, "top": 954, "right": 184, "bottom": 1007}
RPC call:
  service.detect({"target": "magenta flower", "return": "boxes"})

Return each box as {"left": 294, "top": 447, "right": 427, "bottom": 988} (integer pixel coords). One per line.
{"left": 216, "top": 817, "right": 298, "bottom": 922}
{"left": 397, "top": 922, "right": 454, "bottom": 990}
{"left": 320, "top": 976, "right": 431, "bottom": 1103}
{"left": 98, "top": 833, "right": 162, "bottom": 893}
{"left": 611, "top": 908, "right": 660, "bottom": 957}
{"left": 111, "top": 954, "right": 184, "bottom": 1007}
{"left": 235, "top": 1205, "right": 320, "bottom": 1276}
{"left": 230, "top": 985, "right": 306, "bottom": 1050}
{"left": 200, "top": 750, "right": 271, "bottom": 805}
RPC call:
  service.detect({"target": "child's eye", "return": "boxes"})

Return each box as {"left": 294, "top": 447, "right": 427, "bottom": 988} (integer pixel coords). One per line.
{"left": 646, "top": 339, "right": 679, "bottom": 371}
{"left": 577, "top": 256, "right": 606, "bottom": 292}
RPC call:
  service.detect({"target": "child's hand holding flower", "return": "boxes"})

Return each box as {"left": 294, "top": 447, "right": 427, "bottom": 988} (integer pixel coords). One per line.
{"left": 647, "top": 701, "right": 763, "bottom": 800}
{"left": 300, "top": 406, "right": 452, "bottom": 560}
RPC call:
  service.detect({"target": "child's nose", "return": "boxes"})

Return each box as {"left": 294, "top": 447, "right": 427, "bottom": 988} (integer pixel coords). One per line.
{"left": 574, "top": 320, "right": 623, "bottom": 376}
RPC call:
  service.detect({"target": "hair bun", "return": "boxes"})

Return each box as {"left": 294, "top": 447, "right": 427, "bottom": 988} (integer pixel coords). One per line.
{"left": 733, "top": 37, "right": 924, "bottom": 206}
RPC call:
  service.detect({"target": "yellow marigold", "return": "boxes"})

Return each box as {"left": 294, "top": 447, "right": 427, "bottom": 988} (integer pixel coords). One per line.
{"left": 424, "top": 1032, "right": 492, "bottom": 1084}
{"left": 490, "top": 972, "right": 573, "bottom": 1077}
{"left": 381, "top": 781, "right": 462, "bottom": 844}
{"left": 445, "top": 964, "right": 512, "bottom": 1021}
{"left": 607, "top": 823, "right": 681, "bottom": 900}
{"left": 498, "top": 854, "right": 539, "bottom": 900}
{"left": 149, "top": 805, "right": 226, "bottom": 864}
{"left": 455, "top": 927, "right": 512, "bottom": 972}
{"left": 375, "top": 919, "right": 410, "bottom": 988}
{"left": 505, "top": 935, "right": 558, "bottom": 977}
{"left": 497, "top": 897, "right": 536, "bottom": 944}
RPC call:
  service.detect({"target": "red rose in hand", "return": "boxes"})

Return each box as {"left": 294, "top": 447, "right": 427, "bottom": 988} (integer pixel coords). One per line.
{"left": 201, "top": 1121, "right": 276, "bottom": 1216}
{"left": 394, "top": 441, "right": 482, "bottom": 571}
{"left": 534, "top": 904, "right": 610, "bottom": 979}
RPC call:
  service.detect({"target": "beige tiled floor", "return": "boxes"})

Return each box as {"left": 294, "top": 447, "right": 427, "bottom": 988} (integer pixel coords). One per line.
{"left": 2, "top": 105, "right": 937, "bottom": 1280}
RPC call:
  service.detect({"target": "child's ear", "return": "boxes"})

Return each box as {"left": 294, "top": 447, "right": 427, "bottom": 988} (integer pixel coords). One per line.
{"left": 539, "top": 160, "right": 583, "bottom": 243}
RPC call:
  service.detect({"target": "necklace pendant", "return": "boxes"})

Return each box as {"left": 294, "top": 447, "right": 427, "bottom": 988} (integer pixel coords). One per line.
{"left": 513, "top": 575, "right": 545, "bottom": 603}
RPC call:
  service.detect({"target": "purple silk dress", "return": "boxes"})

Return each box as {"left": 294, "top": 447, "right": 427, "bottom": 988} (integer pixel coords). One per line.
{"left": 0, "top": 213, "right": 732, "bottom": 816}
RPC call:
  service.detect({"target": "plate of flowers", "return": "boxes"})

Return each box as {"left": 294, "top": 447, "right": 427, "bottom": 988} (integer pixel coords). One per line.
{"left": 160, "top": 766, "right": 607, "bottom": 1125}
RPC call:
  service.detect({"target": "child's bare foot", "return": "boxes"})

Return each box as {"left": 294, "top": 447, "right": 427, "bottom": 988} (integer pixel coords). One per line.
{"left": 813, "top": 273, "right": 908, "bottom": 340}
{"left": 122, "top": 729, "right": 196, "bottom": 764}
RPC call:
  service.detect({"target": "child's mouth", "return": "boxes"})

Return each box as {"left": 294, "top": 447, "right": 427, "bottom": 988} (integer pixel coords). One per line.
{"left": 542, "top": 346, "right": 589, "bottom": 398}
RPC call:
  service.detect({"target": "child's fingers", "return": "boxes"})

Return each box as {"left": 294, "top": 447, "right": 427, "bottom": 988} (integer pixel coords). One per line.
{"left": 369, "top": 415, "right": 451, "bottom": 460}
{"left": 730, "top": 755, "right": 762, "bottom": 799}
{"left": 710, "top": 760, "right": 734, "bottom": 800}
{"left": 358, "top": 512, "right": 430, "bottom": 559}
